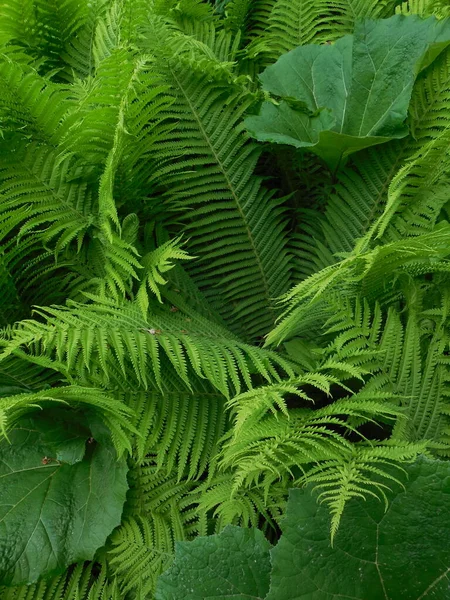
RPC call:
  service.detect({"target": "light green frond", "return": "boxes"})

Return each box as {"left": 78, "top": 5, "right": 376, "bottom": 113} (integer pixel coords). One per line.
{"left": 137, "top": 237, "right": 191, "bottom": 310}
{"left": 0, "top": 0, "right": 90, "bottom": 74}
{"left": 125, "top": 382, "right": 227, "bottom": 480}
{"left": 193, "top": 472, "right": 287, "bottom": 530}
{"left": 1, "top": 299, "right": 295, "bottom": 397}
{"left": 0, "top": 141, "right": 94, "bottom": 250}
{"left": 268, "top": 224, "right": 450, "bottom": 344}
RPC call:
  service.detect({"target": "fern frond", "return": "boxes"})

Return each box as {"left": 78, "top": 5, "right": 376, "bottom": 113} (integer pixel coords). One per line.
{"left": 268, "top": 224, "right": 450, "bottom": 344}
{"left": 138, "top": 19, "right": 293, "bottom": 339}
{"left": 137, "top": 237, "right": 192, "bottom": 311}
{"left": 1, "top": 298, "right": 295, "bottom": 397}
{"left": 108, "top": 460, "right": 202, "bottom": 597}
{"left": 0, "top": 0, "right": 90, "bottom": 74}
{"left": 0, "top": 140, "right": 94, "bottom": 250}
{"left": 259, "top": 0, "right": 399, "bottom": 61}
{"left": 193, "top": 471, "right": 287, "bottom": 530}
{"left": 0, "top": 56, "right": 72, "bottom": 140}
{"left": 125, "top": 381, "right": 227, "bottom": 480}
{"left": 0, "top": 562, "right": 121, "bottom": 600}
{"left": 0, "top": 385, "right": 135, "bottom": 455}
{"left": 221, "top": 397, "right": 403, "bottom": 494}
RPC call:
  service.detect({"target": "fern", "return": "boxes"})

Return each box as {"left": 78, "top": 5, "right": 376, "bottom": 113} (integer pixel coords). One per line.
{"left": 0, "top": 563, "right": 121, "bottom": 600}
{"left": 1, "top": 0, "right": 450, "bottom": 593}
{"left": 137, "top": 18, "right": 294, "bottom": 339}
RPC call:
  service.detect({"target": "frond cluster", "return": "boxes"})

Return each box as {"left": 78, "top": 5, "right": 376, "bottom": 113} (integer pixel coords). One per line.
{"left": 2, "top": 0, "right": 450, "bottom": 596}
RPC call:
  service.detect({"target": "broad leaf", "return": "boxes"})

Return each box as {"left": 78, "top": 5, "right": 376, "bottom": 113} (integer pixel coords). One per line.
{"left": 245, "top": 15, "right": 450, "bottom": 170}
{"left": 0, "top": 413, "right": 128, "bottom": 586}
{"left": 155, "top": 525, "right": 272, "bottom": 600}
{"left": 268, "top": 457, "right": 450, "bottom": 599}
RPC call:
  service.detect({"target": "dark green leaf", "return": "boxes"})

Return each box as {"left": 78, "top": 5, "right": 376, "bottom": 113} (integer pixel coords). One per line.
{"left": 155, "top": 525, "right": 272, "bottom": 600}
{"left": 268, "top": 457, "right": 450, "bottom": 600}
{"left": 0, "top": 414, "right": 128, "bottom": 586}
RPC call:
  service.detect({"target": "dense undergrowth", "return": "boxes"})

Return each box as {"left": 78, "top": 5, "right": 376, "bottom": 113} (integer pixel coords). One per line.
{"left": 1, "top": 0, "right": 450, "bottom": 597}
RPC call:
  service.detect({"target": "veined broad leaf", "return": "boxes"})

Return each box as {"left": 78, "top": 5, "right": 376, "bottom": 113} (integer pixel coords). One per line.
{"left": 156, "top": 459, "right": 450, "bottom": 600}
{"left": 245, "top": 15, "right": 450, "bottom": 170}
{"left": 0, "top": 413, "right": 128, "bottom": 586}
{"left": 268, "top": 457, "right": 450, "bottom": 599}
{"left": 155, "top": 525, "right": 272, "bottom": 600}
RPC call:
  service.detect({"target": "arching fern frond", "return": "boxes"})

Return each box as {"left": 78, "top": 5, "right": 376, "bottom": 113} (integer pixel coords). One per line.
{"left": 0, "top": 0, "right": 90, "bottom": 74}
{"left": 0, "top": 385, "right": 135, "bottom": 455}
{"left": 139, "top": 19, "right": 293, "bottom": 339}
{"left": 1, "top": 298, "right": 295, "bottom": 397}
{"left": 268, "top": 223, "right": 450, "bottom": 344}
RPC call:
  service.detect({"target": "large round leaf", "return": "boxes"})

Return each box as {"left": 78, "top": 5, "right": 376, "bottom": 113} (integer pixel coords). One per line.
{"left": 0, "top": 413, "right": 128, "bottom": 585}
{"left": 268, "top": 457, "right": 450, "bottom": 599}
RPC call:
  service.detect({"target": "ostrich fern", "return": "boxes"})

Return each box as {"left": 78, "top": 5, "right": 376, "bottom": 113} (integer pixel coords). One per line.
{"left": 1, "top": 0, "right": 450, "bottom": 597}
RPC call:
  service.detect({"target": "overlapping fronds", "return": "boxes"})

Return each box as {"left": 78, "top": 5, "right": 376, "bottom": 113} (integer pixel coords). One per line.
{"left": 107, "top": 460, "right": 204, "bottom": 597}
{"left": 0, "top": 562, "right": 121, "bottom": 600}
{"left": 254, "top": 0, "right": 399, "bottom": 61}
{"left": 1, "top": 0, "right": 450, "bottom": 592}
{"left": 268, "top": 224, "right": 450, "bottom": 344}
{"left": 125, "top": 382, "right": 227, "bottom": 479}
{"left": 0, "top": 57, "right": 72, "bottom": 140}
{"left": 0, "top": 0, "right": 90, "bottom": 73}
{"left": 137, "top": 19, "right": 293, "bottom": 339}
{"left": 1, "top": 298, "right": 295, "bottom": 396}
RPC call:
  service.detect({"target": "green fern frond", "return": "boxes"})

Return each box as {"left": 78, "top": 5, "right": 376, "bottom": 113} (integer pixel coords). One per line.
{"left": 138, "top": 20, "right": 293, "bottom": 339}
{"left": 0, "top": 140, "right": 94, "bottom": 250}
{"left": 1, "top": 298, "right": 295, "bottom": 397}
{"left": 220, "top": 397, "right": 404, "bottom": 493}
{"left": 125, "top": 382, "right": 227, "bottom": 480}
{"left": 108, "top": 460, "right": 203, "bottom": 597}
{"left": 137, "top": 237, "right": 192, "bottom": 311}
{"left": 268, "top": 224, "right": 450, "bottom": 344}
{"left": 193, "top": 471, "right": 287, "bottom": 529}
{"left": 0, "top": 562, "right": 121, "bottom": 600}
{"left": 0, "top": 56, "right": 72, "bottom": 140}
{"left": 258, "top": 0, "right": 399, "bottom": 61}
{"left": 0, "top": 0, "right": 90, "bottom": 74}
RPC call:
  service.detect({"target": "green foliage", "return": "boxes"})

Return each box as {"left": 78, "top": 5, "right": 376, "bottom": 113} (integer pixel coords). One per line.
{"left": 0, "top": 413, "right": 128, "bottom": 586}
{"left": 157, "top": 458, "right": 450, "bottom": 599}
{"left": 245, "top": 15, "right": 450, "bottom": 170}
{"left": 1, "top": 0, "right": 450, "bottom": 597}
{"left": 156, "top": 526, "right": 272, "bottom": 599}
